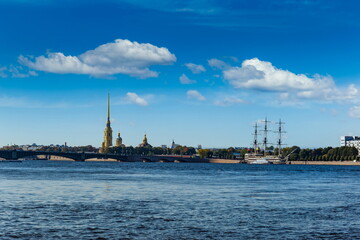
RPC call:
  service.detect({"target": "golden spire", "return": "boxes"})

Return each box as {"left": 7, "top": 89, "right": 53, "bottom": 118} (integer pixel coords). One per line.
{"left": 107, "top": 91, "right": 110, "bottom": 120}
{"left": 106, "top": 92, "right": 111, "bottom": 127}
{"left": 101, "top": 92, "right": 113, "bottom": 152}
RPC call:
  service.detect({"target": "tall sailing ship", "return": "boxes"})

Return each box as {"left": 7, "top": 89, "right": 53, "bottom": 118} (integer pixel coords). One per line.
{"left": 245, "top": 118, "right": 287, "bottom": 164}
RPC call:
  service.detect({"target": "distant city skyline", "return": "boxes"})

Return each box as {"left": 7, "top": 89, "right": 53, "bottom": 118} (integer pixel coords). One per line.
{"left": 1, "top": 0, "right": 360, "bottom": 148}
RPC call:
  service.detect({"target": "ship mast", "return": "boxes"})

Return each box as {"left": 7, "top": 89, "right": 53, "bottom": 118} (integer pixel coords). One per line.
{"left": 275, "top": 119, "right": 286, "bottom": 157}
{"left": 253, "top": 123, "right": 259, "bottom": 154}
{"left": 261, "top": 117, "right": 271, "bottom": 157}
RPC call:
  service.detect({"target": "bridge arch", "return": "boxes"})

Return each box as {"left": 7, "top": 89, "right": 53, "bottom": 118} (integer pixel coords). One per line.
{"left": 174, "top": 159, "right": 185, "bottom": 163}
{"left": 20, "top": 155, "right": 74, "bottom": 161}
{"left": 84, "top": 157, "right": 118, "bottom": 162}
{"left": 0, "top": 150, "right": 130, "bottom": 161}
{"left": 159, "top": 158, "right": 173, "bottom": 162}
{"left": 141, "top": 158, "right": 152, "bottom": 162}
{"left": 17, "top": 152, "right": 78, "bottom": 161}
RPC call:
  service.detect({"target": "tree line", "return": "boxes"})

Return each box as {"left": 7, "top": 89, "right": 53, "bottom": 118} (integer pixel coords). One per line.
{"left": 1, "top": 144, "right": 358, "bottom": 161}
{"left": 281, "top": 146, "right": 358, "bottom": 161}
{"left": 197, "top": 146, "right": 359, "bottom": 161}
{"left": 105, "top": 145, "right": 197, "bottom": 156}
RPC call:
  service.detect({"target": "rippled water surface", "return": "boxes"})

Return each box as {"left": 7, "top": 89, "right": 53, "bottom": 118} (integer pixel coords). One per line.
{"left": 1, "top": 161, "right": 360, "bottom": 239}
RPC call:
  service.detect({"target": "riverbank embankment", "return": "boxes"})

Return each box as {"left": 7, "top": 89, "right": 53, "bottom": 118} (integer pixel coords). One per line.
{"left": 208, "top": 159, "right": 241, "bottom": 164}
{"left": 39, "top": 156, "right": 360, "bottom": 165}
{"left": 290, "top": 161, "right": 360, "bottom": 165}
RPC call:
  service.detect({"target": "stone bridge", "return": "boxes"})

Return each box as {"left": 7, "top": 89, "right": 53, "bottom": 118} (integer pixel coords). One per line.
{"left": 0, "top": 150, "right": 208, "bottom": 163}
{"left": 0, "top": 150, "right": 127, "bottom": 161}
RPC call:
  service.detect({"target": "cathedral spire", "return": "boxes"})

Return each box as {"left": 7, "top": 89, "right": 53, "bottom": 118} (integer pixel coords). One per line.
{"left": 107, "top": 91, "right": 110, "bottom": 120}
{"left": 101, "top": 92, "right": 113, "bottom": 153}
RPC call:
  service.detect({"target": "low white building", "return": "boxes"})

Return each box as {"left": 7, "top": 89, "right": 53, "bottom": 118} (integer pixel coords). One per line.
{"left": 340, "top": 136, "right": 360, "bottom": 153}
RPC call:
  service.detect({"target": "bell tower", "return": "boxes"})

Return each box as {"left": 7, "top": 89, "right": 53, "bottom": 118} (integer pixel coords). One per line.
{"left": 101, "top": 92, "right": 113, "bottom": 152}
{"left": 116, "top": 132, "right": 124, "bottom": 147}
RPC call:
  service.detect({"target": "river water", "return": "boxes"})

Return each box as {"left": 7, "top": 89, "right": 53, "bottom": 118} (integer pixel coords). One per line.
{"left": 0, "top": 161, "right": 360, "bottom": 239}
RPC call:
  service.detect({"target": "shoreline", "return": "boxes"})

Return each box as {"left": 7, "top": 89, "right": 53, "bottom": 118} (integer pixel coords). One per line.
{"left": 9, "top": 157, "right": 360, "bottom": 165}
{"left": 208, "top": 159, "right": 241, "bottom": 164}
{"left": 289, "top": 161, "right": 360, "bottom": 166}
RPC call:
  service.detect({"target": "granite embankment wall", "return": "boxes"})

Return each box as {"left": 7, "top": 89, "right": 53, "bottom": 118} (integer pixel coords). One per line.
{"left": 45, "top": 156, "right": 241, "bottom": 163}
{"left": 208, "top": 159, "right": 241, "bottom": 164}
{"left": 290, "top": 161, "right": 360, "bottom": 165}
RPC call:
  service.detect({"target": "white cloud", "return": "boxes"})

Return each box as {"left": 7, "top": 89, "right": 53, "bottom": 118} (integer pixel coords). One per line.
{"left": 295, "top": 84, "right": 359, "bottom": 102}
{"left": 228, "top": 56, "right": 239, "bottom": 62}
{"left": 187, "top": 90, "right": 206, "bottom": 101}
{"left": 179, "top": 73, "right": 196, "bottom": 84}
{"left": 0, "top": 67, "right": 7, "bottom": 78}
{"left": 123, "top": 92, "right": 149, "bottom": 106}
{"left": 8, "top": 66, "right": 37, "bottom": 78}
{"left": 185, "top": 63, "right": 206, "bottom": 74}
{"left": 349, "top": 106, "right": 360, "bottom": 118}
{"left": 19, "top": 39, "right": 176, "bottom": 78}
{"left": 214, "top": 96, "right": 247, "bottom": 106}
{"left": 0, "top": 65, "right": 37, "bottom": 78}
{"left": 208, "top": 58, "right": 229, "bottom": 70}
{"left": 223, "top": 58, "right": 360, "bottom": 102}
{"left": 224, "top": 58, "right": 331, "bottom": 91}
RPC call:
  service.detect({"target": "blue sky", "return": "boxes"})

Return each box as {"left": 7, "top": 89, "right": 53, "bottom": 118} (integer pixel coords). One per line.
{"left": 1, "top": 0, "right": 360, "bottom": 148}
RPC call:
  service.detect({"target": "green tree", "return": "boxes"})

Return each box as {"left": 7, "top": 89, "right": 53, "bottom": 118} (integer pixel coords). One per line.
{"left": 198, "top": 149, "right": 208, "bottom": 158}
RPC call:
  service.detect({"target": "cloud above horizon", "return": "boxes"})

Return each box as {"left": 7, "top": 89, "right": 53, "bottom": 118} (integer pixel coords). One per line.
{"left": 187, "top": 90, "right": 206, "bottom": 101}
{"left": 179, "top": 73, "right": 196, "bottom": 84}
{"left": 19, "top": 39, "right": 176, "bottom": 78}
{"left": 122, "top": 92, "right": 149, "bottom": 106}
{"left": 0, "top": 65, "right": 37, "bottom": 78}
{"left": 349, "top": 106, "right": 360, "bottom": 118}
{"left": 185, "top": 63, "right": 206, "bottom": 74}
{"left": 222, "top": 58, "right": 360, "bottom": 103}
{"left": 214, "top": 96, "right": 247, "bottom": 106}
{"left": 208, "top": 58, "right": 229, "bottom": 70}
